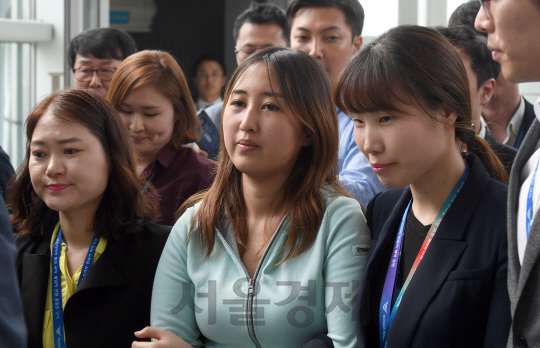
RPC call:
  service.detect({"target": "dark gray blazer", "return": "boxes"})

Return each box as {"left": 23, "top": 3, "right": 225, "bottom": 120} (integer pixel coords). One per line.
{"left": 507, "top": 114, "right": 540, "bottom": 348}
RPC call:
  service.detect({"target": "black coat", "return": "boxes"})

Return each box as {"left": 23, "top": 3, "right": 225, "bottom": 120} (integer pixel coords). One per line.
{"left": 356, "top": 153, "right": 511, "bottom": 348}
{"left": 15, "top": 223, "right": 170, "bottom": 348}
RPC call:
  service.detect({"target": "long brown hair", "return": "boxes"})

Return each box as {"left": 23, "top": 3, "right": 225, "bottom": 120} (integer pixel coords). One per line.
{"left": 8, "top": 88, "right": 156, "bottom": 238}
{"left": 106, "top": 50, "right": 200, "bottom": 147}
{"left": 181, "top": 47, "right": 349, "bottom": 262}
{"left": 334, "top": 25, "right": 508, "bottom": 184}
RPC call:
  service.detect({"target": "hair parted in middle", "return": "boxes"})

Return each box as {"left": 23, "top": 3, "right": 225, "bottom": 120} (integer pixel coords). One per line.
{"left": 334, "top": 25, "right": 508, "bottom": 184}
{"left": 180, "top": 47, "right": 349, "bottom": 262}
{"left": 106, "top": 50, "right": 201, "bottom": 148}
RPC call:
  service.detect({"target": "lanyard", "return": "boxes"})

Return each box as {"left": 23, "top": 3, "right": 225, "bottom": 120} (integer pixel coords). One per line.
{"left": 514, "top": 121, "right": 526, "bottom": 149}
{"left": 526, "top": 160, "right": 540, "bottom": 239}
{"left": 141, "top": 164, "right": 161, "bottom": 194}
{"left": 379, "top": 163, "right": 469, "bottom": 348}
{"left": 52, "top": 227, "right": 99, "bottom": 348}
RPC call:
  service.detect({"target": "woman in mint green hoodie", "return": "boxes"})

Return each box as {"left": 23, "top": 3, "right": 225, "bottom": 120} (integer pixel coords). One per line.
{"left": 132, "top": 47, "right": 370, "bottom": 348}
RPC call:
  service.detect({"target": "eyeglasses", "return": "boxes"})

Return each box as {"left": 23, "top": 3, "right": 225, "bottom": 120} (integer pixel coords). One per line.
{"left": 234, "top": 45, "right": 274, "bottom": 61}
{"left": 478, "top": 0, "right": 491, "bottom": 20}
{"left": 72, "top": 67, "right": 117, "bottom": 82}
{"left": 234, "top": 48, "right": 257, "bottom": 61}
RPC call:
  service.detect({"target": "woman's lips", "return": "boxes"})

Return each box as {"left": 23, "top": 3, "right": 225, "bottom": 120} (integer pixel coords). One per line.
{"left": 132, "top": 136, "right": 146, "bottom": 143}
{"left": 47, "top": 184, "right": 70, "bottom": 192}
{"left": 237, "top": 139, "right": 259, "bottom": 151}
{"left": 371, "top": 163, "right": 394, "bottom": 173}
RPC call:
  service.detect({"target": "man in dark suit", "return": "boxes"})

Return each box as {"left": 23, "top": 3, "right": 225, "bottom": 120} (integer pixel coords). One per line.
{"left": 476, "top": 1, "right": 540, "bottom": 347}
{"left": 0, "top": 196, "right": 26, "bottom": 348}
{"left": 450, "top": 0, "right": 535, "bottom": 150}
{"left": 438, "top": 26, "right": 517, "bottom": 175}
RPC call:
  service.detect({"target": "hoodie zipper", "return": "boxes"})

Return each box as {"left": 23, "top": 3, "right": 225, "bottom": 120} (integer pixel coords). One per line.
{"left": 217, "top": 217, "right": 286, "bottom": 348}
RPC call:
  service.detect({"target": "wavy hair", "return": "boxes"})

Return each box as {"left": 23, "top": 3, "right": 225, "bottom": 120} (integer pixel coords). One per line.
{"left": 180, "top": 47, "right": 349, "bottom": 262}
{"left": 8, "top": 88, "right": 156, "bottom": 238}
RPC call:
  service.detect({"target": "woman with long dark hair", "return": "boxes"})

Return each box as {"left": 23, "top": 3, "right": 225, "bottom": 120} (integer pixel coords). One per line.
{"left": 10, "top": 88, "right": 170, "bottom": 348}
{"left": 132, "top": 47, "right": 370, "bottom": 348}
{"left": 334, "top": 25, "right": 511, "bottom": 347}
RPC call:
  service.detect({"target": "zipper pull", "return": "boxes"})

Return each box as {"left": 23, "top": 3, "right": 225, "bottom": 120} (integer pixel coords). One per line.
{"left": 248, "top": 278, "right": 254, "bottom": 296}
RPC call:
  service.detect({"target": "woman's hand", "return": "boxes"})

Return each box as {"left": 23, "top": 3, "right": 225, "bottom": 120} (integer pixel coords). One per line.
{"left": 132, "top": 327, "right": 192, "bottom": 348}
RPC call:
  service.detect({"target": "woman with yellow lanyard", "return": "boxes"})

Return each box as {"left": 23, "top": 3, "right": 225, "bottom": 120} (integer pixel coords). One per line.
{"left": 9, "top": 88, "right": 170, "bottom": 348}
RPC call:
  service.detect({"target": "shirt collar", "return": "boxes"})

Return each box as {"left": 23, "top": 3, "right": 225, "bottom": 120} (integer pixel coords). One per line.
{"left": 478, "top": 116, "right": 488, "bottom": 139}
{"left": 507, "top": 96, "right": 526, "bottom": 137}
{"left": 535, "top": 96, "right": 540, "bottom": 123}
{"left": 141, "top": 142, "right": 178, "bottom": 178}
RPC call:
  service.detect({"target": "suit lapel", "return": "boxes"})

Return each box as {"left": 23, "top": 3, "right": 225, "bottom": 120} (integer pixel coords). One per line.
{"left": 21, "top": 240, "right": 50, "bottom": 348}
{"left": 74, "top": 237, "right": 127, "bottom": 294}
{"left": 509, "top": 119, "right": 540, "bottom": 302}
{"left": 387, "top": 155, "right": 488, "bottom": 347}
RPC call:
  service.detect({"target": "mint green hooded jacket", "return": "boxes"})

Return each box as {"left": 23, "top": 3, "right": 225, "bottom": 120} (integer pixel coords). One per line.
{"left": 151, "top": 192, "right": 370, "bottom": 348}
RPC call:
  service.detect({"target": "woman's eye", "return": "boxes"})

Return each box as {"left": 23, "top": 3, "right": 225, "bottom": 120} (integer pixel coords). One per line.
{"left": 65, "top": 149, "right": 79, "bottom": 155}
{"left": 263, "top": 103, "right": 279, "bottom": 111}
{"left": 353, "top": 119, "right": 364, "bottom": 126}
{"left": 144, "top": 113, "right": 158, "bottom": 117}
{"left": 119, "top": 109, "right": 131, "bottom": 115}
{"left": 231, "top": 100, "right": 245, "bottom": 107}
{"left": 32, "top": 151, "right": 44, "bottom": 158}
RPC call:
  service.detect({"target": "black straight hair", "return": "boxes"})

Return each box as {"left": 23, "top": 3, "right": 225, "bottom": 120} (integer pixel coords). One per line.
{"left": 68, "top": 28, "right": 137, "bottom": 68}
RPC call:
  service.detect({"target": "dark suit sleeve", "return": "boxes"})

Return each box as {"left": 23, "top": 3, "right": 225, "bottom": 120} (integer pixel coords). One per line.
{"left": 303, "top": 333, "right": 334, "bottom": 348}
{"left": 483, "top": 216, "right": 511, "bottom": 347}
{"left": 0, "top": 196, "right": 27, "bottom": 348}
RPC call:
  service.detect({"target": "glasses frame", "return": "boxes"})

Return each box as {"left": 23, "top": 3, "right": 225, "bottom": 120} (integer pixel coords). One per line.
{"left": 72, "top": 67, "right": 118, "bottom": 82}
{"left": 479, "top": 0, "right": 491, "bottom": 20}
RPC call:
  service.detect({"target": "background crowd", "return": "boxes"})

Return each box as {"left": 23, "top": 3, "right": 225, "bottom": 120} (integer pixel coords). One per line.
{"left": 0, "top": 0, "right": 539, "bottom": 347}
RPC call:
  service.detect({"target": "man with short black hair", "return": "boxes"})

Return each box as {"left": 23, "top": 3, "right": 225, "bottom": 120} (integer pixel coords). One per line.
{"left": 199, "top": 2, "right": 288, "bottom": 158}
{"left": 68, "top": 28, "right": 137, "bottom": 96}
{"left": 192, "top": 55, "right": 226, "bottom": 111}
{"left": 476, "top": 1, "right": 540, "bottom": 346}
{"left": 288, "top": 0, "right": 386, "bottom": 206}
{"left": 438, "top": 25, "right": 517, "bottom": 174}
{"left": 449, "top": 0, "right": 536, "bottom": 150}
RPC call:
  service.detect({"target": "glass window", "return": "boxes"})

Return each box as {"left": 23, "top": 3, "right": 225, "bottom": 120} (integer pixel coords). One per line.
{"left": 0, "top": 0, "right": 35, "bottom": 168}
{"left": 362, "top": 0, "right": 399, "bottom": 37}
{"left": 447, "top": 0, "right": 469, "bottom": 23}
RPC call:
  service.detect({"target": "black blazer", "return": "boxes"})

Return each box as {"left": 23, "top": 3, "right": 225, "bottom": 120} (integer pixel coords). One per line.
{"left": 521, "top": 97, "right": 536, "bottom": 141}
{"left": 356, "top": 153, "right": 511, "bottom": 348}
{"left": 15, "top": 223, "right": 170, "bottom": 348}
{"left": 485, "top": 128, "right": 517, "bottom": 175}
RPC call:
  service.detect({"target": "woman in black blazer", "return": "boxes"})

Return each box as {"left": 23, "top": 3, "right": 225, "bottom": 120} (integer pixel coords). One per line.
{"left": 334, "top": 25, "right": 511, "bottom": 347}
{"left": 8, "top": 88, "right": 170, "bottom": 348}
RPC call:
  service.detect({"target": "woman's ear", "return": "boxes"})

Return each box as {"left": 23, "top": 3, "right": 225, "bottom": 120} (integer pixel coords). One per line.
{"left": 441, "top": 103, "right": 458, "bottom": 124}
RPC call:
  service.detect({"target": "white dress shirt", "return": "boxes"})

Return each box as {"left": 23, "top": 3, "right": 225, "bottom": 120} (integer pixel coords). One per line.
{"left": 503, "top": 96, "right": 526, "bottom": 147}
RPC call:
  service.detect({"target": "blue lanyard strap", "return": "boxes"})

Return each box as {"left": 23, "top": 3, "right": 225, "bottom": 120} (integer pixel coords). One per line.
{"left": 514, "top": 121, "right": 526, "bottom": 149}
{"left": 526, "top": 160, "right": 540, "bottom": 239}
{"left": 379, "top": 163, "right": 469, "bottom": 348}
{"left": 52, "top": 228, "right": 99, "bottom": 348}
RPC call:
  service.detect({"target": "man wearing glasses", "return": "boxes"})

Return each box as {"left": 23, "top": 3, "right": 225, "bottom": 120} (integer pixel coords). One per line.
{"left": 68, "top": 28, "right": 137, "bottom": 96}
{"left": 476, "top": 1, "right": 540, "bottom": 347}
